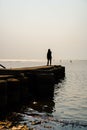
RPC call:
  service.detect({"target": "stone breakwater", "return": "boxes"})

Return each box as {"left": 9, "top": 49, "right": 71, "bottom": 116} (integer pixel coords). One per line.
{"left": 0, "top": 65, "right": 65, "bottom": 109}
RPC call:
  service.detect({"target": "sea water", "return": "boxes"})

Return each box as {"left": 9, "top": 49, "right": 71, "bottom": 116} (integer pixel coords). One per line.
{"left": 0, "top": 60, "right": 87, "bottom": 130}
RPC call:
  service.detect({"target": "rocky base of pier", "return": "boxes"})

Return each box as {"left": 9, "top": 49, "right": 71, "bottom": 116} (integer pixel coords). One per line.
{"left": 0, "top": 65, "right": 65, "bottom": 109}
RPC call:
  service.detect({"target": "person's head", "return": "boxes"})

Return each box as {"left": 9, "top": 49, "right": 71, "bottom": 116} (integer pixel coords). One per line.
{"left": 48, "top": 49, "right": 50, "bottom": 52}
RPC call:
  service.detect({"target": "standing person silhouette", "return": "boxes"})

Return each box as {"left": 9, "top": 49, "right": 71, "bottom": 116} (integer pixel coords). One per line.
{"left": 47, "top": 49, "right": 52, "bottom": 66}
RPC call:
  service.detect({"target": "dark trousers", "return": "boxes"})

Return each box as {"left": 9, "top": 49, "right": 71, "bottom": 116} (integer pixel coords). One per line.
{"left": 47, "top": 59, "right": 52, "bottom": 66}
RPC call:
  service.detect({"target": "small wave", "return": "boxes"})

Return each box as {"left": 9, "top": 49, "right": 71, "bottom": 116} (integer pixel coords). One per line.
{"left": 11, "top": 111, "right": 87, "bottom": 129}
{"left": 55, "top": 119, "right": 87, "bottom": 128}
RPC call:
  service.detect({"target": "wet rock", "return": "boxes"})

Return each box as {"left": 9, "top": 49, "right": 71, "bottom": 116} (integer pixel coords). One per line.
{"left": 31, "top": 120, "right": 41, "bottom": 125}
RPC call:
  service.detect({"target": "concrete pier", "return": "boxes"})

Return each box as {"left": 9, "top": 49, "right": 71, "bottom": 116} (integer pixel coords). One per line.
{"left": 0, "top": 80, "right": 7, "bottom": 108}
{"left": 7, "top": 78, "right": 20, "bottom": 105}
{"left": 20, "top": 77, "right": 30, "bottom": 101}
{"left": 0, "top": 65, "right": 65, "bottom": 108}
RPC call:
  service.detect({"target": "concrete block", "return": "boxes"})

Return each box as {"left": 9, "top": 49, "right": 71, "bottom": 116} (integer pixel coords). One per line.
{"left": 0, "top": 80, "right": 7, "bottom": 107}
{"left": 7, "top": 78, "right": 20, "bottom": 105}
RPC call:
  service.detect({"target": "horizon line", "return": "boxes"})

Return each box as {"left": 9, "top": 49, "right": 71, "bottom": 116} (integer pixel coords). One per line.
{"left": 0, "top": 59, "right": 87, "bottom": 62}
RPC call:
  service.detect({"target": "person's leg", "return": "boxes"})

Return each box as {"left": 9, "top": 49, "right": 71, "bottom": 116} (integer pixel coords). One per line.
{"left": 50, "top": 59, "right": 51, "bottom": 65}
{"left": 47, "top": 59, "right": 49, "bottom": 65}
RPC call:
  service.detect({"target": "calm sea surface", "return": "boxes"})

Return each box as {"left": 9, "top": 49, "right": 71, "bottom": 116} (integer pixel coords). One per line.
{"left": 0, "top": 60, "right": 87, "bottom": 130}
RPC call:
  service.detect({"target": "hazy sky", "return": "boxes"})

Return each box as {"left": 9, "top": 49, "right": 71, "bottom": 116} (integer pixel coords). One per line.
{"left": 0, "top": 0, "right": 87, "bottom": 60}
